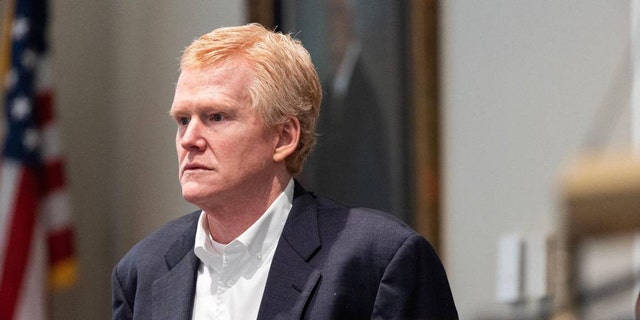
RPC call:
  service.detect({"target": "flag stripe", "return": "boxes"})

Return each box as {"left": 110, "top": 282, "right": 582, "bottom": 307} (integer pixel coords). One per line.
{"left": 47, "top": 228, "right": 74, "bottom": 264}
{"left": 0, "top": 160, "right": 20, "bottom": 284}
{"left": 41, "top": 123, "right": 62, "bottom": 161}
{"left": 43, "top": 158, "right": 65, "bottom": 192}
{"left": 41, "top": 190, "right": 71, "bottom": 231}
{"left": 14, "top": 218, "right": 46, "bottom": 320}
{"left": 35, "top": 91, "right": 53, "bottom": 125}
{"left": 0, "top": 167, "right": 39, "bottom": 320}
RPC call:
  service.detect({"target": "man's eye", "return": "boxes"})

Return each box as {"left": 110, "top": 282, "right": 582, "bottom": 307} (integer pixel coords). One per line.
{"left": 211, "top": 114, "right": 225, "bottom": 122}
{"left": 177, "top": 117, "right": 189, "bottom": 125}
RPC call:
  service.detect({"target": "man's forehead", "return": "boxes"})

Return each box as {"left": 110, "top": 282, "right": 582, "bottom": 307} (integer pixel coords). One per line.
{"left": 180, "top": 56, "right": 252, "bottom": 76}
{"left": 178, "top": 61, "right": 253, "bottom": 88}
{"left": 172, "top": 64, "right": 253, "bottom": 110}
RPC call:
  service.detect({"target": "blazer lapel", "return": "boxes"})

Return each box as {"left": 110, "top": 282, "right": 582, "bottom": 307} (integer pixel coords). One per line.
{"left": 152, "top": 228, "right": 200, "bottom": 320}
{"left": 257, "top": 183, "right": 322, "bottom": 320}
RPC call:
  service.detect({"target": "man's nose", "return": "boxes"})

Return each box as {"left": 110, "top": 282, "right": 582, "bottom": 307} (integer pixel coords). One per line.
{"left": 180, "top": 120, "right": 206, "bottom": 151}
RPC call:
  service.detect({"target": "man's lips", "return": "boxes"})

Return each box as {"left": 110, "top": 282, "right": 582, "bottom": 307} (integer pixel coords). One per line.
{"left": 182, "top": 163, "right": 212, "bottom": 172}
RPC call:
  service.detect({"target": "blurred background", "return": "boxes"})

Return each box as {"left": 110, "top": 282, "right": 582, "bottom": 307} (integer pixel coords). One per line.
{"left": 1, "top": 0, "right": 639, "bottom": 319}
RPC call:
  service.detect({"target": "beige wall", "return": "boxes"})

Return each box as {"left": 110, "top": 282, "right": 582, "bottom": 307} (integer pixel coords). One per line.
{"left": 441, "top": 1, "right": 633, "bottom": 318}
{"left": 50, "top": 2, "right": 245, "bottom": 319}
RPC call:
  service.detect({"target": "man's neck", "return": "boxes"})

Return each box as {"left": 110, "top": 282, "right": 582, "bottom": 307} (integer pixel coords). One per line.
{"left": 203, "top": 174, "right": 291, "bottom": 244}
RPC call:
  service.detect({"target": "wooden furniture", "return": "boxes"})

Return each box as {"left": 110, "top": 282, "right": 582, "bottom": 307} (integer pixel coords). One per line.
{"left": 554, "top": 152, "right": 640, "bottom": 319}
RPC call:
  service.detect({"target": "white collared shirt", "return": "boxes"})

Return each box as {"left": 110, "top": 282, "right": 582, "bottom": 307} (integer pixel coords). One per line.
{"left": 191, "top": 179, "right": 294, "bottom": 320}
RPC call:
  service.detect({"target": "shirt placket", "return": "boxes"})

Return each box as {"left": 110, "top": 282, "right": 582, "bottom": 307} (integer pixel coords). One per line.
{"left": 214, "top": 244, "right": 233, "bottom": 319}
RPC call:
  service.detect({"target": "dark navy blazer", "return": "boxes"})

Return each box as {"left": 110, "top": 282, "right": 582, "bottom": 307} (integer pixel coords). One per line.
{"left": 111, "top": 183, "right": 458, "bottom": 319}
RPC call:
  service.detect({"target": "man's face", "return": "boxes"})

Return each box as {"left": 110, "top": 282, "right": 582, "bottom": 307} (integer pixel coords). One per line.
{"left": 170, "top": 61, "right": 280, "bottom": 209}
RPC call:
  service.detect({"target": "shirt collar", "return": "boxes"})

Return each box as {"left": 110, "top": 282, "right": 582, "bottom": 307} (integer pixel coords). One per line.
{"left": 193, "top": 178, "right": 294, "bottom": 271}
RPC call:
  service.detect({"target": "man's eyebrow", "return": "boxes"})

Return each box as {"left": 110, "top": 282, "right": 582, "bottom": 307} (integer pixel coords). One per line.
{"left": 168, "top": 104, "right": 235, "bottom": 116}
{"left": 168, "top": 107, "right": 189, "bottom": 118}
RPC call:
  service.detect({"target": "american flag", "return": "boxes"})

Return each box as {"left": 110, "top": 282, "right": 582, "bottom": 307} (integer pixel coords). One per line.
{"left": 0, "top": 0, "right": 76, "bottom": 319}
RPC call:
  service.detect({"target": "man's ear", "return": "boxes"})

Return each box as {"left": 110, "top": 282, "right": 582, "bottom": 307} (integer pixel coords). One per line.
{"left": 273, "top": 116, "right": 300, "bottom": 163}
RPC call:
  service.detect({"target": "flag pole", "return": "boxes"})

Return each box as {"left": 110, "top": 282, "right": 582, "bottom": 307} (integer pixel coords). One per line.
{"left": 0, "top": 0, "right": 15, "bottom": 128}
{"left": 0, "top": 0, "right": 15, "bottom": 79}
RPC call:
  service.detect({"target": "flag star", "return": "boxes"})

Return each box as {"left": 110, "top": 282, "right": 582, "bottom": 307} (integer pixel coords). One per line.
{"left": 4, "top": 69, "right": 17, "bottom": 89}
{"left": 11, "top": 96, "right": 32, "bottom": 121}
{"left": 23, "top": 128, "right": 41, "bottom": 152}
{"left": 22, "top": 49, "right": 37, "bottom": 69}
{"left": 12, "top": 17, "right": 29, "bottom": 41}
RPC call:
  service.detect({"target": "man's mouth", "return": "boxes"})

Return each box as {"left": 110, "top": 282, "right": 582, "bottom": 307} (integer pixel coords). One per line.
{"left": 183, "top": 163, "right": 212, "bottom": 172}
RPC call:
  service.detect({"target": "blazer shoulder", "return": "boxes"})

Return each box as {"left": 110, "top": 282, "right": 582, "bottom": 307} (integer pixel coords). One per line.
{"left": 112, "top": 211, "right": 201, "bottom": 319}
{"left": 309, "top": 193, "right": 425, "bottom": 259}
{"left": 114, "top": 210, "right": 200, "bottom": 272}
{"left": 315, "top": 195, "right": 418, "bottom": 240}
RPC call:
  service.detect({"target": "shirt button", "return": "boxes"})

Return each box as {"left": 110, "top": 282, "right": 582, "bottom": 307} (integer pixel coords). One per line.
{"left": 226, "top": 280, "right": 234, "bottom": 287}
{"left": 256, "top": 253, "right": 263, "bottom": 260}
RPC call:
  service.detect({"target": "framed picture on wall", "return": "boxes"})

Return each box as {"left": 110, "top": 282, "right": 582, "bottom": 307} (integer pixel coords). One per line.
{"left": 249, "top": 0, "right": 443, "bottom": 250}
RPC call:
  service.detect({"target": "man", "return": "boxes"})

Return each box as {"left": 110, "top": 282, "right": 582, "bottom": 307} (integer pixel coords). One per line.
{"left": 111, "top": 23, "right": 458, "bottom": 320}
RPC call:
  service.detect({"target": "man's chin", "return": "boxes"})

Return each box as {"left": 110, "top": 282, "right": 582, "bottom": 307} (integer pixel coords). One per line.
{"left": 181, "top": 188, "right": 210, "bottom": 206}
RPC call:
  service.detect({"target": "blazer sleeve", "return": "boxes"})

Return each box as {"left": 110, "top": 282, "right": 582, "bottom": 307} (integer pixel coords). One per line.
{"left": 111, "top": 265, "right": 134, "bottom": 320}
{"left": 371, "top": 234, "right": 458, "bottom": 320}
